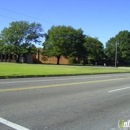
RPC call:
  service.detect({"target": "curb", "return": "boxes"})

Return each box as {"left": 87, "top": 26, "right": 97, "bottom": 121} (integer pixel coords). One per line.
{"left": 0, "top": 72, "right": 130, "bottom": 79}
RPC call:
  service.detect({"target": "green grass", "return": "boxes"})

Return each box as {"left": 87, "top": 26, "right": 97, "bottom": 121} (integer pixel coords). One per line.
{"left": 0, "top": 62, "right": 130, "bottom": 78}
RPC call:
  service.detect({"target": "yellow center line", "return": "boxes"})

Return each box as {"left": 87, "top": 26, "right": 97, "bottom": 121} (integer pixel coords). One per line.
{"left": 0, "top": 77, "right": 130, "bottom": 93}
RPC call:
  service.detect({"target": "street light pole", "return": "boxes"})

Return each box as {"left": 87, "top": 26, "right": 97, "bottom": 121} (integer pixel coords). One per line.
{"left": 115, "top": 42, "right": 118, "bottom": 68}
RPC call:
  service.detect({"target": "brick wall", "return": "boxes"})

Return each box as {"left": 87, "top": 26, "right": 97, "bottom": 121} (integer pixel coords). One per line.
{"left": 37, "top": 49, "right": 69, "bottom": 64}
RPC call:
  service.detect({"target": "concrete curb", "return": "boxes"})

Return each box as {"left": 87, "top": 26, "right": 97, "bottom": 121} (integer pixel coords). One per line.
{"left": 0, "top": 72, "right": 130, "bottom": 79}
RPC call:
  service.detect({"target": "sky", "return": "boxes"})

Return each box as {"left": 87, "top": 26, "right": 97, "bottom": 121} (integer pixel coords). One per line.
{"left": 0, "top": 0, "right": 130, "bottom": 47}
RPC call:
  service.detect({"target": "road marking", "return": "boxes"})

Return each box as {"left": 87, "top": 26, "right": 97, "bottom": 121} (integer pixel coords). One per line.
{"left": 108, "top": 86, "right": 130, "bottom": 93}
{"left": 0, "top": 117, "right": 30, "bottom": 130}
{"left": 0, "top": 77, "right": 130, "bottom": 93}
{"left": 0, "top": 76, "right": 110, "bottom": 84}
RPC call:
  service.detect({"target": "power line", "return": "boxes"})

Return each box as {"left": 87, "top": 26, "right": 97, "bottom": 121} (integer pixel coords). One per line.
{"left": 0, "top": 7, "right": 110, "bottom": 41}
{"left": 0, "top": 14, "right": 51, "bottom": 30}
{"left": 0, "top": 6, "right": 56, "bottom": 25}
{"left": 0, "top": 14, "right": 17, "bottom": 20}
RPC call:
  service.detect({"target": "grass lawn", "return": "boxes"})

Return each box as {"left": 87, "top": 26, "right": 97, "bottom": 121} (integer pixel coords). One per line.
{"left": 0, "top": 62, "right": 130, "bottom": 78}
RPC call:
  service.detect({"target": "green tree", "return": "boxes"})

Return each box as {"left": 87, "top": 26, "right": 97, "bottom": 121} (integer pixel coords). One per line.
{"left": 84, "top": 36, "right": 104, "bottom": 65}
{"left": 0, "top": 39, "right": 4, "bottom": 61}
{"left": 105, "top": 30, "right": 130, "bottom": 65}
{"left": 105, "top": 37, "right": 116, "bottom": 61}
{"left": 0, "top": 39, "right": 4, "bottom": 53}
{"left": 43, "top": 25, "right": 86, "bottom": 64}
{"left": 116, "top": 31, "right": 130, "bottom": 64}
{"left": 69, "top": 29, "right": 86, "bottom": 64}
{"left": 0, "top": 21, "right": 44, "bottom": 62}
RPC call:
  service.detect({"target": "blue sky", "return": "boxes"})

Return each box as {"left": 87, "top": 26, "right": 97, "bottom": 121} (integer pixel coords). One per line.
{"left": 0, "top": 0, "right": 130, "bottom": 47}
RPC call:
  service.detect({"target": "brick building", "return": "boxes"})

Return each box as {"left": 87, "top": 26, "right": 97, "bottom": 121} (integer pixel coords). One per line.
{"left": 37, "top": 49, "right": 69, "bottom": 64}
{"left": 0, "top": 49, "right": 69, "bottom": 64}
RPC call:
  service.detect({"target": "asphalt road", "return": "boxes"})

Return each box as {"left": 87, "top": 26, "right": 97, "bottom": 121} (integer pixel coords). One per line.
{"left": 0, "top": 73, "right": 130, "bottom": 130}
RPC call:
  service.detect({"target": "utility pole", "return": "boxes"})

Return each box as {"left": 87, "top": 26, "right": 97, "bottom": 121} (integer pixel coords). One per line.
{"left": 115, "top": 42, "right": 118, "bottom": 68}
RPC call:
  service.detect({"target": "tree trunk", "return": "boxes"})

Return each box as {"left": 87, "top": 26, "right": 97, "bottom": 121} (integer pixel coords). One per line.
{"left": 57, "top": 56, "right": 60, "bottom": 65}
{"left": 5, "top": 54, "right": 7, "bottom": 62}
{"left": 8, "top": 54, "right": 11, "bottom": 62}
{"left": 17, "top": 54, "right": 21, "bottom": 63}
{"left": 83, "top": 56, "right": 86, "bottom": 65}
{"left": 1, "top": 54, "right": 3, "bottom": 62}
{"left": 12, "top": 54, "right": 14, "bottom": 62}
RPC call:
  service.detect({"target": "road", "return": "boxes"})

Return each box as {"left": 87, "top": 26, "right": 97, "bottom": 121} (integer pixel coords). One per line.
{"left": 0, "top": 73, "right": 130, "bottom": 130}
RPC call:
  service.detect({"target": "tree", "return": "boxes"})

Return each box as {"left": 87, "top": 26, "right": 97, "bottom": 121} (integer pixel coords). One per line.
{"left": 84, "top": 36, "right": 104, "bottom": 65}
{"left": 105, "top": 37, "right": 117, "bottom": 61}
{"left": 0, "top": 39, "right": 4, "bottom": 62}
{"left": 0, "top": 21, "right": 44, "bottom": 62}
{"left": 116, "top": 31, "right": 130, "bottom": 64}
{"left": 43, "top": 25, "right": 86, "bottom": 64}
{"left": 69, "top": 29, "right": 86, "bottom": 64}
{"left": 105, "top": 30, "right": 130, "bottom": 65}
{"left": 0, "top": 39, "right": 4, "bottom": 53}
